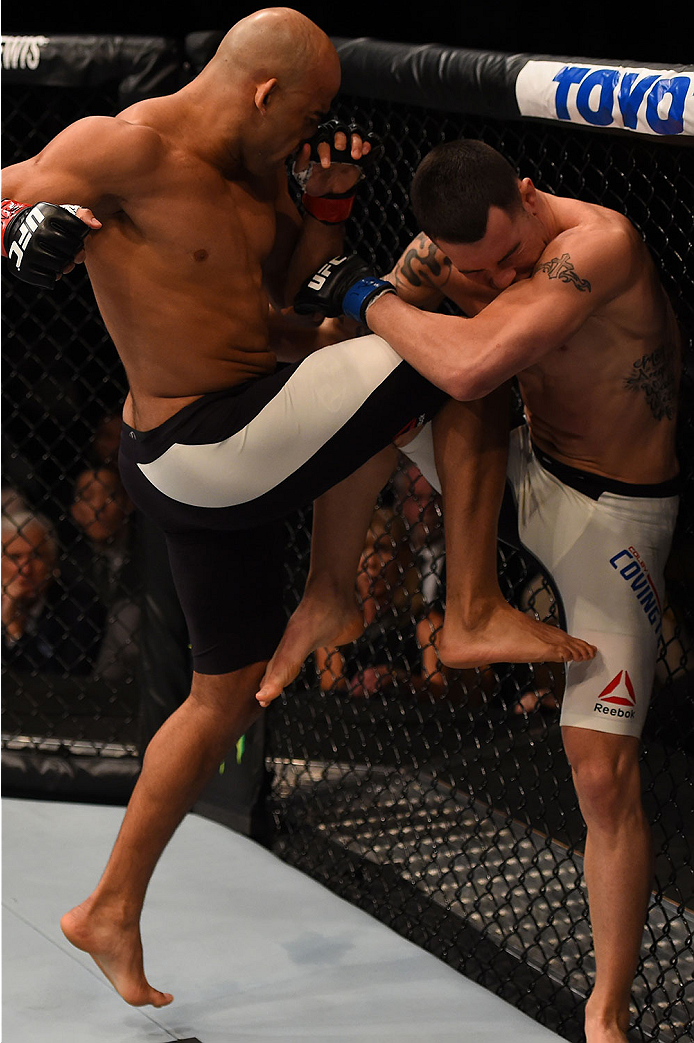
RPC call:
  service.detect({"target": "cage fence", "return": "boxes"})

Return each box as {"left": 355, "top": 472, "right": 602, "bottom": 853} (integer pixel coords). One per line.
{"left": 1, "top": 38, "right": 693, "bottom": 1043}
{"left": 268, "top": 91, "right": 694, "bottom": 1043}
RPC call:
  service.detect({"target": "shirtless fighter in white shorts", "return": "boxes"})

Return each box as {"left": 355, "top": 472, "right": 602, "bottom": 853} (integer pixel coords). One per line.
{"left": 259, "top": 140, "right": 681, "bottom": 1043}
{"left": 404, "top": 412, "right": 678, "bottom": 738}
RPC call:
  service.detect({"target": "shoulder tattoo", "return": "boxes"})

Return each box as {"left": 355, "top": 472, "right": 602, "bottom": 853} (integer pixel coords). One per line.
{"left": 624, "top": 345, "right": 677, "bottom": 421}
{"left": 534, "top": 252, "right": 592, "bottom": 293}
{"left": 394, "top": 232, "right": 452, "bottom": 292}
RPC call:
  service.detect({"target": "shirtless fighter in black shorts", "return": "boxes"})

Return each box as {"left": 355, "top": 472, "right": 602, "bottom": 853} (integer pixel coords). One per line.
{"left": 1, "top": 10, "right": 594, "bottom": 1008}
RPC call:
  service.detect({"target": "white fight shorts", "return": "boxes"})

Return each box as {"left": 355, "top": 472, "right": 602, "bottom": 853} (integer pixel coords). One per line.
{"left": 403, "top": 423, "right": 679, "bottom": 737}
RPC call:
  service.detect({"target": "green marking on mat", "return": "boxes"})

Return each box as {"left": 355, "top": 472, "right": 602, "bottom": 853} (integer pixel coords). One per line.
{"left": 217, "top": 736, "right": 245, "bottom": 774}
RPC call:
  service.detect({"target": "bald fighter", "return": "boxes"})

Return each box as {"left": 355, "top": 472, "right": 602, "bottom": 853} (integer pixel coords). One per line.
{"left": 261, "top": 140, "right": 680, "bottom": 1043}
{"left": 2, "top": 8, "right": 418, "bottom": 1007}
{"left": 2, "top": 13, "right": 595, "bottom": 1007}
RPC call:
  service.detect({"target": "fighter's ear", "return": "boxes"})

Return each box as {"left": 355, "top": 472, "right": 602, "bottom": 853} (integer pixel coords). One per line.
{"left": 254, "top": 78, "right": 278, "bottom": 113}
{"left": 519, "top": 177, "right": 538, "bottom": 211}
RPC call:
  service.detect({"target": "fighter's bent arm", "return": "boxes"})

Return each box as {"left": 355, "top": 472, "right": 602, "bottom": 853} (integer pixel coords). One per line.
{"left": 2, "top": 116, "right": 162, "bottom": 217}
{"left": 265, "top": 179, "right": 345, "bottom": 307}
{"left": 386, "top": 232, "right": 451, "bottom": 310}
{"left": 267, "top": 123, "right": 378, "bottom": 307}
{"left": 366, "top": 228, "right": 634, "bottom": 399}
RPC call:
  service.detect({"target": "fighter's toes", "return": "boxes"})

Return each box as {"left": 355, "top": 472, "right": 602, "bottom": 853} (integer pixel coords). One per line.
{"left": 256, "top": 678, "right": 281, "bottom": 708}
{"left": 111, "top": 974, "right": 173, "bottom": 1008}
{"left": 256, "top": 658, "right": 298, "bottom": 707}
{"left": 144, "top": 988, "right": 174, "bottom": 1008}
{"left": 567, "top": 638, "right": 597, "bottom": 662}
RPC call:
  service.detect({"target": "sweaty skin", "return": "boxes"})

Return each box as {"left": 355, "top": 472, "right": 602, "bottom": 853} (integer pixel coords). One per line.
{"left": 3, "top": 7, "right": 376, "bottom": 1010}
{"left": 383, "top": 190, "right": 680, "bottom": 485}
{"left": 257, "top": 181, "right": 682, "bottom": 705}
{"left": 254, "top": 189, "right": 679, "bottom": 685}
{"left": 2, "top": 10, "right": 366, "bottom": 433}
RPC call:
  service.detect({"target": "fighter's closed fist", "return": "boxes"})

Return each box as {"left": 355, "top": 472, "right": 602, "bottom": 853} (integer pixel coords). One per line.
{"left": 1, "top": 200, "right": 96, "bottom": 287}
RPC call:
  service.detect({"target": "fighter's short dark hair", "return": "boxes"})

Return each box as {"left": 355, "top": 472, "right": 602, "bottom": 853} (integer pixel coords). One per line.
{"left": 410, "top": 139, "right": 522, "bottom": 244}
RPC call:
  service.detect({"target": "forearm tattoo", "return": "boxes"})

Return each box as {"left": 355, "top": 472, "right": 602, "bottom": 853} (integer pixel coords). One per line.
{"left": 534, "top": 252, "right": 592, "bottom": 292}
{"left": 624, "top": 345, "right": 677, "bottom": 421}
{"left": 394, "top": 232, "right": 452, "bottom": 292}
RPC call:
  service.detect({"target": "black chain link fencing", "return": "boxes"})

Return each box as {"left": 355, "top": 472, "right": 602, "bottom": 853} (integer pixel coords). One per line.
{"left": 269, "top": 90, "right": 694, "bottom": 1043}
{"left": 2, "top": 36, "right": 692, "bottom": 1043}
{"left": 2, "top": 81, "right": 145, "bottom": 793}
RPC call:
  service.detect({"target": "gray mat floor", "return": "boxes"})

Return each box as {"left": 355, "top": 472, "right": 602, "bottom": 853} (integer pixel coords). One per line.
{"left": 3, "top": 798, "right": 564, "bottom": 1042}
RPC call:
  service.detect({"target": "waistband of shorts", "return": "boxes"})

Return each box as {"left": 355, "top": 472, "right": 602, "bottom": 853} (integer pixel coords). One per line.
{"left": 119, "top": 384, "right": 254, "bottom": 461}
{"left": 531, "top": 442, "right": 681, "bottom": 500}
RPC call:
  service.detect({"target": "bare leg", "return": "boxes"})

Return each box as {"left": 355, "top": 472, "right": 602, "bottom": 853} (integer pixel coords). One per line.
{"left": 433, "top": 391, "right": 597, "bottom": 668}
{"left": 256, "top": 445, "right": 398, "bottom": 706}
{"left": 61, "top": 662, "right": 266, "bottom": 1006}
{"left": 562, "top": 727, "right": 652, "bottom": 1043}
{"left": 257, "top": 391, "right": 596, "bottom": 707}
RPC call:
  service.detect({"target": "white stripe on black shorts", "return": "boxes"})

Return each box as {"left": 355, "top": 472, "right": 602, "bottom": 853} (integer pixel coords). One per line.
{"left": 118, "top": 335, "right": 447, "bottom": 674}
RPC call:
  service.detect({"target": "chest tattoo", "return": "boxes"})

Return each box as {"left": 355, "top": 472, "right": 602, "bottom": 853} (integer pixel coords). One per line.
{"left": 395, "top": 233, "right": 452, "bottom": 291}
{"left": 624, "top": 345, "right": 677, "bottom": 421}
{"left": 534, "top": 252, "right": 592, "bottom": 292}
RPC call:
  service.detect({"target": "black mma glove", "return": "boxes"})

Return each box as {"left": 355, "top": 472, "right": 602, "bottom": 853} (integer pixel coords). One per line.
{"left": 292, "top": 119, "right": 383, "bottom": 225}
{"left": 294, "top": 255, "right": 396, "bottom": 325}
{"left": 1, "top": 200, "right": 90, "bottom": 288}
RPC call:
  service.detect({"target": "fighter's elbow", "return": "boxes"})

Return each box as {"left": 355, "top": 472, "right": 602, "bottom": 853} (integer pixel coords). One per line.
{"left": 442, "top": 367, "right": 494, "bottom": 402}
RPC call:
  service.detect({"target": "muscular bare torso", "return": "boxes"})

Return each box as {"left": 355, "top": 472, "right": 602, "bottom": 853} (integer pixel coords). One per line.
{"left": 80, "top": 102, "right": 286, "bottom": 429}
{"left": 392, "top": 199, "right": 680, "bottom": 484}
{"left": 517, "top": 253, "right": 680, "bottom": 482}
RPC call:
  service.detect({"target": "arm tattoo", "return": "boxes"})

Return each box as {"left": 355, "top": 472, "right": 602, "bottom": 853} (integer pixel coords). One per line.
{"left": 394, "top": 233, "right": 452, "bottom": 292}
{"left": 624, "top": 345, "right": 677, "bottom": 421}
{"left": 534, "top": 252, "right": 592, "bottom": 292}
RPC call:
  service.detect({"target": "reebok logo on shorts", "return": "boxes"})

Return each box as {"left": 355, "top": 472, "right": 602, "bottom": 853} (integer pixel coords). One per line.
{"left": 593, "top": 669, "right": 637, "bottom": 720}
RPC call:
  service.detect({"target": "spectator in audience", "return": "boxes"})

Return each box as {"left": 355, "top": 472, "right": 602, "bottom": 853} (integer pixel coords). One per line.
{"left": 392, "top": 460, "right": 559, "bottom": 715}
{"left": 69, "top": 466, "right": 140, "bottom": 682}
{"left": 392, "top": 455, "right": 446, "bottom": 615}
{"left": 89, "top": 411, "right": 123, "bottom": 468}
{"left": 1, "top": 486, "right": 30, "bottom": 522}
{"left": 316, "top": 493, "right": 494, "bottom": 704}
{"left": 70, "top": 468, "right": 133, "bottom": 592}
{"left": 2, "top": 499, "right": 104, "bottom": 674}
{"left": 315, "top": 502, "right": 440, "bottom": 697}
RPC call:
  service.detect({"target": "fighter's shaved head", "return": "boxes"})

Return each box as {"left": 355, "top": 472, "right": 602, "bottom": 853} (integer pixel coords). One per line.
{"left": 210, "top": 7, "right": 340, "bottom": 91}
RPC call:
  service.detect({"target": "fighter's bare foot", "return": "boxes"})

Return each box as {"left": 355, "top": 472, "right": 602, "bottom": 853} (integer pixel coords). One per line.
{"left": 438, "top": 599, "right": 597, "bottom": 669}
{"left": 60, "top": 900, "right": 173, "bottom": 1007}
{"left": 256, "top": 587, "right": 363, "bottom": 707}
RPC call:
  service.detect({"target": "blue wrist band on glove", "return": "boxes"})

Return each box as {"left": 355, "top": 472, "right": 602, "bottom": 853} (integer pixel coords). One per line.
{"left": 342, "top": 277, "right": 395, "bottom": 324}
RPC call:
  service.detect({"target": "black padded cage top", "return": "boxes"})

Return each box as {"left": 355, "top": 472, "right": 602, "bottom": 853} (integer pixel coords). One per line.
{"left": 1, "top": 32, "right": 693, "bottom": 1043}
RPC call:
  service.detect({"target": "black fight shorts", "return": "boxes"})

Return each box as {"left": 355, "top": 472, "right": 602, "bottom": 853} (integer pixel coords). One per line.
{"left": 119, "top": 335, "right": 447, "bottom": 674}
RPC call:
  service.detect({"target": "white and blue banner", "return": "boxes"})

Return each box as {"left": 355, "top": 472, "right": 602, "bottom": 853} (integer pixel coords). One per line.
{"left": 516, "top": 60, "right": 694, "bottom": 137}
